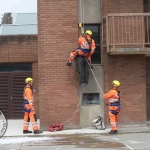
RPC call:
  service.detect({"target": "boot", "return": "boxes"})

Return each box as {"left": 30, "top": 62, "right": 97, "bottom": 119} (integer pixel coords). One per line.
{"left": 80, "top": 83, "right": 87, "bottom": 86}
{"left": 109, "top": 130, "right": 118, "bottom": 134}
{"left": 23, "top": 130, "right": 32, "bottom": 134}
{"left": 34, "top": 130, "right": 43, "bottom": 134}
{"left": 66, "top": 61, "right": 72, "bottom": 66}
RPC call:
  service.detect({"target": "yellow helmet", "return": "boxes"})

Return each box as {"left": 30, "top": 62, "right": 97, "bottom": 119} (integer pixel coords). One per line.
{"left": 112, "top": 80, "right": 120, "bottom": 87}
{"left": 25, "top": 77, "right": 33, "bottom": 83}
{"left": 85, "top": 30, "right": 92, "bottom": 36}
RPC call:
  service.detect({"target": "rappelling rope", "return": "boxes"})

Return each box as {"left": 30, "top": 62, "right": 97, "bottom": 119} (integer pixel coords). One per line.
{"left": 79, "top": 0, "right": 84, "bottom": 35}
{"left": 61, "top": 0, "right": 85, "bottom": 126}
{"left": 86, "top": 57, "right": 104, "bottom": 95}
{"left": 85, "top": 58, "right": 106, "bottom": 127}
{"left": 61, "top": 88, "right": 84, "bottom": 125}
{"left": 61, "top": 0, "right": 104, "bottom": 126}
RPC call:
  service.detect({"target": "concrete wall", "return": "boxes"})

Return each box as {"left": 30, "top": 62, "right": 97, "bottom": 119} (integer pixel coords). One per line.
{"left": 79, "top": 65, "right": 104, "bottom": 128}
{"left": 78, "top": 0, "right": 102, "bottom": 23}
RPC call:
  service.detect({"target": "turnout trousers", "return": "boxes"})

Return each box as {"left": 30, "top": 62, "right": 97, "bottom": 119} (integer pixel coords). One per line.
{"left": 109, "top": 111, "right": 118, "bottom": 131}
{"left": 78, "top": 56, "right": 89, "bottom": 84}
{"left": 23, "top": 104, "right": 39, "bottom": 131}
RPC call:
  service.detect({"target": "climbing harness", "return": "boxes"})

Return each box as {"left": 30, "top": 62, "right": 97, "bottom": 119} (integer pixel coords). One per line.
{"left": 109, "top": 89, "right": 121, "bottom": 115}
{"left": 22, "top": 86, "right": 33, "bottom": 113}
{"left": 22, "top": 100, "right": 31, "bottom": 113}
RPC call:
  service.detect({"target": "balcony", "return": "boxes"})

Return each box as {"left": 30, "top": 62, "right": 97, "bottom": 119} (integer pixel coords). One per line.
{"left": 106, "top": 13, "right": 150, "bottom": 55}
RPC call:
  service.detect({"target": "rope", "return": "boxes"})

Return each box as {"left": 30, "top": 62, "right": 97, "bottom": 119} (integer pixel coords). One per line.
{"left": 61, "top": 88, "right": 84, "bottom": 125}
{"left": 85, "top": 57, "right": 104, "bottom": 95}
{"left": 85, "top": 57, "right": 106, "bottom": 127}
{"left": 79, "top": 0, "right": 84, "bottom": 35}
{"left": 61, "top": 0, "right": 105, "bottom": 127}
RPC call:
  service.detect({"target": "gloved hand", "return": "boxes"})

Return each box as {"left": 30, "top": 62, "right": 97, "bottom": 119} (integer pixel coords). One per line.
{"left": 90, "top": 51, "right": 94, "bottom": 55}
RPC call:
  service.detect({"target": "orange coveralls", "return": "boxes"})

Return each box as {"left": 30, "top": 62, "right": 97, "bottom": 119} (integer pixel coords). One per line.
{"left": 23, "top": 85, "right": 39, "bottom": 131}
{"left": 104, "top": 89, "right": 121, "bottom": 131}
{"left": 68, "top": 35, "right": 96, "bottom": 64}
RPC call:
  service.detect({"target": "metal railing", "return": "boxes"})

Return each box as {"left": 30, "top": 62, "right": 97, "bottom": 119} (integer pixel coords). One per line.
{"left": 106, "top": 13, "right": 150, "bottom": 52}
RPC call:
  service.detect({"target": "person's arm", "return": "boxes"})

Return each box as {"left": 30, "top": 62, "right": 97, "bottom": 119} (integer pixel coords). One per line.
{"left": 103, "top": 90, "right": 113, "bottom": 100}
{"left": 77, "top": 36, "right": 82, "bottom": 45}
{"left": 90, "top": 39, "right": 96, "bottom": 55}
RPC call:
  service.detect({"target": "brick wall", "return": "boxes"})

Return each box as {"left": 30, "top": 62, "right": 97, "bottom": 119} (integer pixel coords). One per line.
{"left": 0, "top": 35, "right": 39, "bottom": 117}
{"left": 102, "top": 0, "right": 147, "bottom": 127}
{"left": 0, "top": 35, "right": 38, "bottom": 62}
{"left": 32, "top": 62, "right": 39, "bottom": 117}
{"left": 103, "top": 0, "right": 143, "bottom": 16}
{"left": 103, "top": 52, "right": 147, "bottom": 126}
{"left": 146, "top": 58, "right": 150, "bottom": 121}
{"left": 38, "top": 0, "right": 79, "bottom": 129}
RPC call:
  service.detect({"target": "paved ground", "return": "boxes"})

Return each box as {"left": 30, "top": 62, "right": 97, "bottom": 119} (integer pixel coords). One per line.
{"left": 1, "top": 127, "right": 150, "bottom": 150}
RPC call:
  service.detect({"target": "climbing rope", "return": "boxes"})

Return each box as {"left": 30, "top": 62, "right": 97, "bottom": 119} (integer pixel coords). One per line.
{"left": 79, "top": 0, "right": 85, "bottom": 35}
{"left": 60, "top": 0, "right": 105, "bottom": 127}
{"left": 85, "top": 57, "right": 104, "bottom": 95}
{"left": 61, "top": 88, "right": 84, "bottom": 125}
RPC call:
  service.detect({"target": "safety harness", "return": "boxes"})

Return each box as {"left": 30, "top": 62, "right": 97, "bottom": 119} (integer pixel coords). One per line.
{"left": 23, "top": 100, "right": 31, "bottom": 113}
{"left": 77, "top": 37, "right": 93, "bottom": 56}
{"left": 109, "top": 90, "right": 121, "bottom": 115}
{"left": 22, "top": 86, "right": 32, "bottom": 113}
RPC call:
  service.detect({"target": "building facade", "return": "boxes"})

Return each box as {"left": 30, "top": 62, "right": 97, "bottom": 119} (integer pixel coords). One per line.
{"left": 0, "top": 0, "right": 150, "bottom": 130}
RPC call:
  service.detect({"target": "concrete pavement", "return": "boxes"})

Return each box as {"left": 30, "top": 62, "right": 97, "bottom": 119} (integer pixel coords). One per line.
{"left": 1, "top": 126, "right": 150, "bottom": 150}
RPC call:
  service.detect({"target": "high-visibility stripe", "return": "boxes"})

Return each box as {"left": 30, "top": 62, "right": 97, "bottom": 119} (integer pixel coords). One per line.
{"left": 28, "top": 100, "right": 34, "bottom": 103}
{"left": 110, "top": 122, "right": 117, "bottom": 125}
{"left": 108, "top": 98, "right": 119, "bottom": 103}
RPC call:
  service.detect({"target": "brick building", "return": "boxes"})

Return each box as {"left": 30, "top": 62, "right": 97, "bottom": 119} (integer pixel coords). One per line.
{"left": 0, "top": 0, "right": 150, "bottom": 130}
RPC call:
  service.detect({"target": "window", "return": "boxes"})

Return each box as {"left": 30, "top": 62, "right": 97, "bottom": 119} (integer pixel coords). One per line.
{"left": 84, "top": 24, "right": 101, "bottom": 64}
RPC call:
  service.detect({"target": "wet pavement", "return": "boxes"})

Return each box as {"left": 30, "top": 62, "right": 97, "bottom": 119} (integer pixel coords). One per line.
{"left": 1, "top": 128, "right": 150, "bottom": 150}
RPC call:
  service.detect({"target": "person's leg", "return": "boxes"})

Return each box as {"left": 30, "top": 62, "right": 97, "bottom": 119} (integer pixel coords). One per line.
{"left": 78, "top": 56, "right": 85, "bottom": 86}
{"left": 23, "top": 112, "right": 32, "bottom": 133}
{"left": 66, "top": 50, "right": 78, "bottom": 66}
{"left": 115, "top": 114, "right": 118, "bottom": 131}
{"left": 84, "top": 57, "right": 89, "bottom": 85}
{"left": 109, "top": 112, "right": 118, "bottom": 134}
{"left": 29, "top": 109, "right": 43, "bottom": 134}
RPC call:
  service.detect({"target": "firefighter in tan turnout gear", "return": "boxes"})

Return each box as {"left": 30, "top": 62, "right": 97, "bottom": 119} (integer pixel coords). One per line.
{"left": 23, "top": 77, "right": 43, "bottom": 134}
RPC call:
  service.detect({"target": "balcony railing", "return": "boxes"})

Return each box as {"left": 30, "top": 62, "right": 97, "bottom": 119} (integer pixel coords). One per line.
{"left": 106, "top": 13, "right": 150, "bottom": 54}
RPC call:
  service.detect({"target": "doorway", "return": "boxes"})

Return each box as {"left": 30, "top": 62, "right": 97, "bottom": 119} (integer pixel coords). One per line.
{"left": 0, "top": 63, "right": 32, "bottom": 119}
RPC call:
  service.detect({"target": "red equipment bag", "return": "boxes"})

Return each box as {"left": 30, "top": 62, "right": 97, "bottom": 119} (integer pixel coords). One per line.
{"left": 48, "top": 124, "right": 64, "bottom": 132}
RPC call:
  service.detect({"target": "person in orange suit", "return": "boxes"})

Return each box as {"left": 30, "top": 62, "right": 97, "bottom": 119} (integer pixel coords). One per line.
{"left": 66, "top": 30, "right": 96, "bottom": 86}
{"left": 66, "top": 30, "right": 96, "bottom": 66}
{"left": 23, "top": 77, "right": 43, "bottom": 134}
{"left": 104, "top": 80, "right": 121, "bottom": 134}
